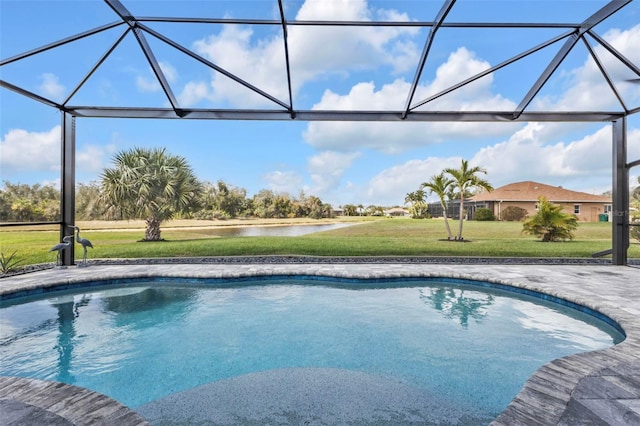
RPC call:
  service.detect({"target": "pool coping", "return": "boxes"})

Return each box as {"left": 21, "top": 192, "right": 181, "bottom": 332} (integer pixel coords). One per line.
{"left": 1, "top": 262, "right": 639, "bottom": 425}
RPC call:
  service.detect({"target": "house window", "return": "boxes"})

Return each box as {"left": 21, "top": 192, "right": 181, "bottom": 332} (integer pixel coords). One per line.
{"left": 604, "top": 205, "right": 612, "bottom": 214}
{"left": 574, "top": 204, "right": 581, "bottom": 214}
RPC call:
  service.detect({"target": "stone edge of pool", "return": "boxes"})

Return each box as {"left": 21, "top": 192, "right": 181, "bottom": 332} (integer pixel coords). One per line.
{"left": 0, "top": 376, "right": 149, "bottom": 425}
{"left": 0, "top": 263, "right": 639, "bottom": 425}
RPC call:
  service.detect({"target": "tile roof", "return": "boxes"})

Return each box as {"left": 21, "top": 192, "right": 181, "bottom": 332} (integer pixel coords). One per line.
{"left": 470, "top": 181, "right": 611, "bottom": 203}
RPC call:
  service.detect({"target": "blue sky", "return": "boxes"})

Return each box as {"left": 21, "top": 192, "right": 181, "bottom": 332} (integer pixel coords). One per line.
{"left": 1, "top": 0, "right": 639, "bottom": 207}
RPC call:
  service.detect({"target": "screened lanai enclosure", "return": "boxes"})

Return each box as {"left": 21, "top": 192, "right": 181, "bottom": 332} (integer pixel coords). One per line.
{"left": 1, "top": 0, "right": 639, "bottom": 265}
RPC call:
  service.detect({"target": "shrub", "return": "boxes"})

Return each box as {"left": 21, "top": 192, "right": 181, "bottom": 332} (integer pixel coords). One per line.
{"left": 473, "top": 208, "right": 495, "bottom": 221}
{"left": 0, "top": 251, "right": 24, "bottom": 274}
{"left": 522, "top": 196, "right": 578, "bottom": 242}
{"left": 411, "top": 212, "right": 432, "bottom": 219}
{"left": 502, "top": 206, "right": 528, "bottom": 221}
{"left": 631, "top": 220, "right": 640, "bottom": 243}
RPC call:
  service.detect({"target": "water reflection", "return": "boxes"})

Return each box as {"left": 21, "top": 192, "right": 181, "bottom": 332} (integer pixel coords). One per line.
{"left": 421, "top": 287, "right": 495, "bottom": 328}
{"left": 201, "top": 222, "right": 353, "bottom": 237}
{"left": 50, "top": 295, "right": 91, "bottom": 383}
{"left": 101, "top": 287, "right": 198, "bottom": 330}
{"left": 101, "top": 288, "right": 197, "bottom": 314}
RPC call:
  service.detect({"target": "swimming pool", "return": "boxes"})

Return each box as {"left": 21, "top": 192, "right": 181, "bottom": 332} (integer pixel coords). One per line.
{"left": 0, "top": 276, "right": 625, "bottom": 424}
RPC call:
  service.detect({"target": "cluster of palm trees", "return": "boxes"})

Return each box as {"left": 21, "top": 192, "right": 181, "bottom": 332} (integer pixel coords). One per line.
{"left": 408, "top": 159, "right": 494, "bottom": 241}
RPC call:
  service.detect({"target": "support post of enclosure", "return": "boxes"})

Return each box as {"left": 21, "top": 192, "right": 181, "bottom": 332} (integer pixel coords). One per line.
{"left": 60, "top": 112, "right": 76, "bottom": 266}
{"left": 612, "top": 117, "right": 628, "bottom": 266}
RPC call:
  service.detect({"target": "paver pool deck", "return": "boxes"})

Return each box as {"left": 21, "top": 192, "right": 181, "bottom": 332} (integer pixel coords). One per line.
{"left": 1, "top": 261, "right": 639, "bottom": 425}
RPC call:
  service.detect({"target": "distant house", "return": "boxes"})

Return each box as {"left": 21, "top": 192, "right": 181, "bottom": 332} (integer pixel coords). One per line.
{"left": 332, "top": 206, "right": 344, "bottom": 216}
{"left": 469, "top": 181, "right": 612, "bottom": 222}
{"left": 385, "top": 207, "right": 411, "bottom": 217}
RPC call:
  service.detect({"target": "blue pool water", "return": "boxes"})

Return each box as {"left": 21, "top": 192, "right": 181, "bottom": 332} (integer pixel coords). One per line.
{"left": 0, "top": 278, "right": 624, "bottom": 423}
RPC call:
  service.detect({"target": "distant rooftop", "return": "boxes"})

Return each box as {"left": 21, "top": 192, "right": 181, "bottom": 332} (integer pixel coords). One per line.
{"left": 471, "top": 181, "right": 611, "bottom": 202}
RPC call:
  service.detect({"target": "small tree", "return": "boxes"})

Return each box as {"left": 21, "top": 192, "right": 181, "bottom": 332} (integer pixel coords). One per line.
{"left": 100, "top": 147, "right": 201, "bottom": 241}
{"left": 404, "top": 189, "right": 429, "bottom": 219}
{"left": 445, "top": 159, "right": 494, "bottom": 240}
{"left": 422, "top": 173, "right": 454, "bottom": 239}
{"left": 522, "top": 196, "right": 578, "bottom": 242}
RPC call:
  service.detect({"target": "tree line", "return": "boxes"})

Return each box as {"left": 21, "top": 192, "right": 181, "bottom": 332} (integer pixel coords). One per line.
{"left": 1, "top": 147, "right": 364, "bottom": 241}
{"left": 3, "top": 147, "right": 638, "bottom": 243}
{"left": 0, "top": 179, "right": 338, "bottom": 222}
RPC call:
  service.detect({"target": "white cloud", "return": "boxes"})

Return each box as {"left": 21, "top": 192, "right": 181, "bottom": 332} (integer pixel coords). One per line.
{"left": 263, "top": 170, "right": 304, "bottom": 194}
{"left": 41, "top": 178, "right": 61, "bottom": 189}
{"left": 0, "top": 126, "right": 116, "bottom": 177}
{"left": 187, "top": 0, "right": 418, "bottom": 108}
{"left": 39, "top": 73, "right": 65, "bottom": 99}
{"left": 533, "top": 24, "right": 640, "bottom": 111}
{"left": 0, "top": 126, "right": 61, "bottom": 173}
{"left": 136, "top": 75, "right": 159, "bottom": 93}
{"left": 303, "top": 47, "right": 520, "bottom": 153}
{"left": 365, "top": 156, "right": 462, "bottom": 205}
{"left": 307, "top": 150, "right": 360, "bottom": 195}
{"left": 472, "top": 124, "right": 640, "bottom": 193}
{"left": 291, "top": 0, "right": 419, "bottom": 76}
{"left": 76, "top": 143, "right": 116, "bottom": 175}
{"left": 262, "top": 151, "right": 361, "bottom": 200}
{"left": 192, "top": 25, "right": 288, "bottom": 107}
{"left": 354, "top": 123, "right": 640, "bottom": 206}
{"left": 418, "top": 47, "right": 495, "bottom": 103}
{"left": 136, "top": 61, "right": 179, "bottom": 93}
{"left": 177, "top": 81, "right": 212, "bottom": 107}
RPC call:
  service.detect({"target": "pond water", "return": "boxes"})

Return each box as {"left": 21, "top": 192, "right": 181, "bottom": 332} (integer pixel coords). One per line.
{"left": 201, "top": 222, "right": 354, "bottom": 237}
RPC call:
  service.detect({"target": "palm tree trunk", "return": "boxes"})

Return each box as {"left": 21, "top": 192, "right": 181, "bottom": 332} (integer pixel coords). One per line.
{"left": 441, "top": 202, "right": 453, "bottom": 240}
{"left": 457, "top": 195, "right": 464, "bottom": 240}
{"left": 145, "top": 216, "right": 162, "bottom": 241}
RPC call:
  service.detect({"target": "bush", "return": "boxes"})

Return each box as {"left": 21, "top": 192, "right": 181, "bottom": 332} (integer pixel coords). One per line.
{"left": 411, "top": 212, "right": 432, "bottom": 219}
{"left": 502, "top": 206, "right": 528, "bottom": 221}
{"left": 522, "top": 196, "right": 578, "bottom": 242}
{"left": 0, "top": 251, "right": 24, "bottom": 274}
{"left": 473, "top": 208, "right": 495, "bottom": 221}
{"left": 193, "top": 209, "right": 231, "bottom": 220}
{"left": 631, "top": 221, "right": 640, "bottom": 243}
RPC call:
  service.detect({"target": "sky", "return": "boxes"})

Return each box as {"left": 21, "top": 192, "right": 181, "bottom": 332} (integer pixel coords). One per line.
{"left": 1, "top": 0, "right": 639, "bottom": 207}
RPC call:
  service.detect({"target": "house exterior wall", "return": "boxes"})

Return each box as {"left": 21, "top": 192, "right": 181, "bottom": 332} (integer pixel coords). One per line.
{"left": 469, "top": 181, "right": 612, "bottom": 223}
{"left": 491, "top": 201, "right": 610, "bottom": 222}
{"left": 428, "top": 199, "right": 611, "bottom": 222}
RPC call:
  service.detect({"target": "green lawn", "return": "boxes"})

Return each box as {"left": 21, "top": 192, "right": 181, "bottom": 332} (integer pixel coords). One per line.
{"left": 1, "top": 218, "right": 638, "bottom": 268}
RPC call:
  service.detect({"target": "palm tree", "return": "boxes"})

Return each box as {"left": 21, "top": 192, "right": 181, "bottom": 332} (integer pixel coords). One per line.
{"left": 631, "top": 177, "right": 640, "bottom": 242}
{"left": 445, "top": 159, "right": 493, "bottom": 240}
{"left": 523, "top": 196, "right": 578, "bottom": 242}
{"left": 421, "top": 173, "right": 454, "bottom": 240}
{"left": 404, "top": 189, "right": 428, "bottom": 218}
{"left": 343, "top": 204, "right": 358, "bottom": 216}
{"left": 100, "top": 147, "right": 201, "bottom": 241}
